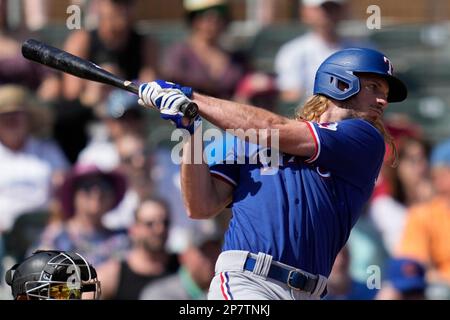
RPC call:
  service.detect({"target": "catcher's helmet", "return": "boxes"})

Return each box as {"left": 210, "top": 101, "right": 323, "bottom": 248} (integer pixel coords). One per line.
{"left": 313, "top": 47, "right": 407, "bottom": 102}
{"left": 5, "top": 250, "right": 101, "bottom": 300}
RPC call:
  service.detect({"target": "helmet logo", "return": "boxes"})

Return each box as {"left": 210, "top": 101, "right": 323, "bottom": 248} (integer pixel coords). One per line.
{"left": 384, "top": 56, "right": 393, "bottom": 75}
{"left": 42, "top": 272, "right": 51, "bottom": 281}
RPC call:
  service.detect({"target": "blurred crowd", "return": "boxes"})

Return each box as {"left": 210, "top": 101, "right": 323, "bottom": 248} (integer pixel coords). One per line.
{"left": 1, "top": 0, "right": 450, "bottom": 300}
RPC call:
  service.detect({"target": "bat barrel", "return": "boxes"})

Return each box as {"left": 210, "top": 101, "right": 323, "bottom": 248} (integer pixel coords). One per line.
{"left": 21, "top": 39, "right": 199, "bottom": 119}
{"left": 22, "top": 39, "right": 121, "bottom": 86}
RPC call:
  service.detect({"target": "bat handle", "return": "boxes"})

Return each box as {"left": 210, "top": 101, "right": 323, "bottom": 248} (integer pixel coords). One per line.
{"left": 179, "top": 102, "right": 199, "bottom": 120}
{"left": 125, "top": 81, "right": 199, "bottom": 120}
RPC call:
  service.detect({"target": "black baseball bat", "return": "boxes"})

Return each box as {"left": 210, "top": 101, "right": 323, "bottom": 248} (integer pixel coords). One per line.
{"left": 21, "top": 38, "right": 199, "bottom": 120}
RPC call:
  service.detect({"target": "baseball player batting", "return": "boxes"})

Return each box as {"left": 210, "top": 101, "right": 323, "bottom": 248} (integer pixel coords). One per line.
{"left": 138, "top": 47, "right": 407, "bottom": 300}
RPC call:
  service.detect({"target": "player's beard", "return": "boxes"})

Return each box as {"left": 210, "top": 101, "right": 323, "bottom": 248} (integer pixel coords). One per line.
{"left": 345, "top": 108, "right": 377, "bottom": 124}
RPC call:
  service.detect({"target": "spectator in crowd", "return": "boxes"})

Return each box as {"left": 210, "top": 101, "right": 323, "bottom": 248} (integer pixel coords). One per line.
{"left": 0, "top": 85, "right": 68, "bottom": 233}
{"left": 77, "top": 90, "right": 151, "bottom": 230}
{"left": 397, "top": 138, "right": 450, "bottom": 286}
{"left": 233, "top": 72, "right": 279, "bottom": 112}
{"left": 140, "top": 221, "right": 221, "bottom": 300}
{"left": 346, "top": 203, "right": 389, "bottom": 298}
{"left": 251, "top": 0, "right": 277, "bottom": 27}
{"left": 33, "top": 164, "right": 129, "bottom": 266}
{"left": 162, "top": 0, "right": 245, "bottom": 99}
{"left": 45, "top": 0, "right": 157, "bottom": 164}
{"left": 373, "top": 115, "right": 432, "bottom": 204}
{"left": 22, "top": 0, "right": 49, "bottom": 31}
{"left": 325, "top": 246, "right": 378, "bottom": 300}
{"left": 77, "top": 89, "right": 147, "bottom": 172}
{"left": 376, "top": 257, "right": 426, "bottom": 300}
{"left": 101, "top": 133, "right": 154, "bottom": 230}
{"left": 274, "top": 0, "right": 352, "bottom": 104}
{"left": 370, "top": 127, "right": 432, "bottom": 255}
{"left": 97, "top": 197, "right": 179, "bottom": 300}
{"left": 62, "top": 0, "right": 158, "bottom": 104}
{"left": 0, "top": 2, "right": 60, "bottom": 102}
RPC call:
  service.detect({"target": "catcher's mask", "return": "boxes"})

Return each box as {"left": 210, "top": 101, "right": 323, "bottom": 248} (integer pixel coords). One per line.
{"left": 5, "top": 250, "right": 101, "bottom": 300}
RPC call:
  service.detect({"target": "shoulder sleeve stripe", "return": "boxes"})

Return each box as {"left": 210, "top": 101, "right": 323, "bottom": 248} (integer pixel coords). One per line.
{"left": 210, "top": 170, "right": 237, "bottom": 187}
{"left": 305, "top": 121, "right": 321, "bottom": 163}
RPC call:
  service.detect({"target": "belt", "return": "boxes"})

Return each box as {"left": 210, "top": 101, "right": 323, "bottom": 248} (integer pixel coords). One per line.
{"left": 244, "top": 256, "right": 320, "bottom": 294}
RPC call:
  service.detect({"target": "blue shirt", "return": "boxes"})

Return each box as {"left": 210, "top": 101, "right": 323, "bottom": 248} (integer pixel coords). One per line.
{"left": 208, "top": 119, "right": 385, "bottom": 277}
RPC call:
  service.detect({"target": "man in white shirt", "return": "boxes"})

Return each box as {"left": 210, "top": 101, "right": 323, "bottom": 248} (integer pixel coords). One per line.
{"left": 275, "top": 0, "right": 349, "bottom": 104}
{"left": 0, "top": 85, "right": 68, "bottom": 232}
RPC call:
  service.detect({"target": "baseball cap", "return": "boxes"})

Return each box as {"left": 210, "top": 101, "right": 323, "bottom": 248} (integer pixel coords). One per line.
{"left": 105, "top": 89, "right": 142, "bottom": 119}
{"left": 302, "top": 0, "right": 346, "bottom": 7}
{"left": 183, "top": 0, "right": 227, "bottom": 11}
{"left": 430, "top": 138, "right": 450, "bottom": 168}
{"left": 387, "top": 258, "right": 426, "bottom": 293}
{"left": 0, "top": 85, "right": 29, "bottom": 114}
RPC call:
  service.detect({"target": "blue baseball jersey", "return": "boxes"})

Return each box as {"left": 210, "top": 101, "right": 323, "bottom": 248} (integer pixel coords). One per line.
{"left": 207, "top": 118, "right": 385, "bottom": 277}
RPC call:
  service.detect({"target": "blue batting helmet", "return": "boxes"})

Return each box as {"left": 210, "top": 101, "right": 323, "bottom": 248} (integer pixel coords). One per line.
{"left": 313, "top": 47, "right": 407, "bottom": 102}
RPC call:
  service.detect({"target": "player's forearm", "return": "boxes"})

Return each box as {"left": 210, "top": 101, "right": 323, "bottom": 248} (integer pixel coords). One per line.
{"left": 181, "top": 137, "right": 223, "bottom": 219}
{"left": 192, "top": 93, "right": 316, "bottom": 157}
{"left": 193, "top": 92, "right": 284, "bottom": 133}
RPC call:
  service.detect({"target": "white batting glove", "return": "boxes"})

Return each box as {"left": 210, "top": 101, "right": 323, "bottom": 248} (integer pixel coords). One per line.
{"left": 138, "top": 80, "right": 193, "bottom": 110}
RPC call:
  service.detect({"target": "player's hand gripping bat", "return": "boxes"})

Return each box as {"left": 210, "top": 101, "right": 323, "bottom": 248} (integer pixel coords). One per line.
{"left": 21, "top": 38, "right": 199, "bottom": 120}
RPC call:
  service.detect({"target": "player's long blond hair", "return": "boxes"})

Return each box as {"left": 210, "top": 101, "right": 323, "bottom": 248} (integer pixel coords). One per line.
{"left": 295, "top": 95, "right": 398, "bottom": 166}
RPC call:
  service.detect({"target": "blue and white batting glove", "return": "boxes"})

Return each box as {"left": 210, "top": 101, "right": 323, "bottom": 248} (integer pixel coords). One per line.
{"left": 158, "top": 92, "right": 202, "bottom": 135}
{"left": 139, "top": 82, "right": 201, "bottom": 135}
{"left": 138, "top": 80, "right": 193, "bottom": 109}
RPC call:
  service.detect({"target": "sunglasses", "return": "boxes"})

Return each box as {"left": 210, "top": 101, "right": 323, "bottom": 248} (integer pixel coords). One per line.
{"left": 75, "top": 177, "right": 114, "bottom": 192}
